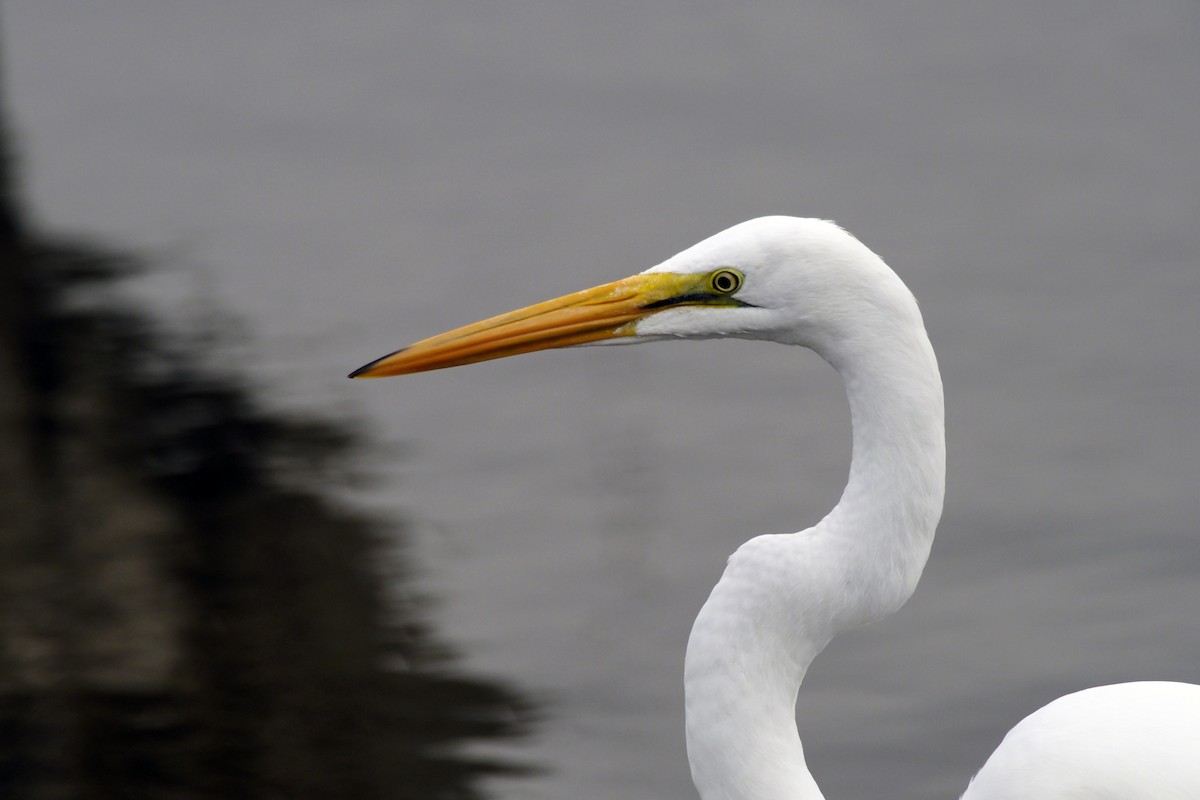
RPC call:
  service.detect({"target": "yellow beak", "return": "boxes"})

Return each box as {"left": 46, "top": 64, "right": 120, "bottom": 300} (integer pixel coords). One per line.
{"left": 350, "top": 272, "right": 713, "bottom": 378}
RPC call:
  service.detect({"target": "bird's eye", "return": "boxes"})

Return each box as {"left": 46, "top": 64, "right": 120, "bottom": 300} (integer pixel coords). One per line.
{"left": 709, "top": 269, "right": 743, "bottom": 295}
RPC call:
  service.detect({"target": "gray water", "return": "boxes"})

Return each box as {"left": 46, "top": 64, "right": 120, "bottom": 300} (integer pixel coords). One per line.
{"left": 8, "top": 2, "right": 1200, "bottom": 798}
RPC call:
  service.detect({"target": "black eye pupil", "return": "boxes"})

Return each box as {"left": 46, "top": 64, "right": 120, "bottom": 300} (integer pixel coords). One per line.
{"left": 712, "top": 270, "right": 739, "bottom": 293}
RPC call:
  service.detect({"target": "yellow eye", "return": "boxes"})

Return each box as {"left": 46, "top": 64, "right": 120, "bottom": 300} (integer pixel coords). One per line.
{"left": 709, "top": 269, "right": 743, "bottom": 295}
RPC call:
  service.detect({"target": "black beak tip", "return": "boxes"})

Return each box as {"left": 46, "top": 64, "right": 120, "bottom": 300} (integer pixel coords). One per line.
{"left": 347, "top": 348, "right": 405, "bottom": 379}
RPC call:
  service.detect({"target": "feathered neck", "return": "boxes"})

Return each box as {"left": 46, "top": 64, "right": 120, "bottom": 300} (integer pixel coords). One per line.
{"left": 683, "top": 297, "right": 945, "bottom": 800}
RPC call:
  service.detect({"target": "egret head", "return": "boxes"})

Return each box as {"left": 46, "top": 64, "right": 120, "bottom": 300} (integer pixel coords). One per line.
{"left": 350, "top": 216, "right": 917, "bottom": 378}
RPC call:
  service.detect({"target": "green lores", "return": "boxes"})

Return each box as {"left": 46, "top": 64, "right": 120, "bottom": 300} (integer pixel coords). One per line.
{"left": 349, "top": 268, "right": 749, "bottom": 378}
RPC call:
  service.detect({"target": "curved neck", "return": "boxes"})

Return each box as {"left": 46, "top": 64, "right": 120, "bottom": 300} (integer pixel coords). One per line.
{"left": 684, "top": 315, "right": 945, "bottom": 800}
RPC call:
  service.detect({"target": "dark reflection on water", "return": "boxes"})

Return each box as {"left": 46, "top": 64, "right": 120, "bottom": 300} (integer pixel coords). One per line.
{"left": 0, "top": 100, "right": 533, "bottom": 798}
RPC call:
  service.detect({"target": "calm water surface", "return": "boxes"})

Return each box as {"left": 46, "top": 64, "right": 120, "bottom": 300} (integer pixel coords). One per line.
{"left": 9, "top": 2, "right": 1200, "bottom": 798}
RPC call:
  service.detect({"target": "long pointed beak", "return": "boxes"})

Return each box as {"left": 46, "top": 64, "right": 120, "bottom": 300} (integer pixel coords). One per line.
{"left": 349, "top": 272, "right": 704, "bottom": 378}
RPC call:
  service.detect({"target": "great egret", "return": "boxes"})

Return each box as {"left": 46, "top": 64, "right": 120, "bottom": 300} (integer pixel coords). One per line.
{"left": 351, "top": 217, "right": 1200, "bottom": 799}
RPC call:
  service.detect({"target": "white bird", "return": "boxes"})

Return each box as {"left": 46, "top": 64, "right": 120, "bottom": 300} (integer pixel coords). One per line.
{"left": 351, "top": 217, "right": 1200, "bottom": 799}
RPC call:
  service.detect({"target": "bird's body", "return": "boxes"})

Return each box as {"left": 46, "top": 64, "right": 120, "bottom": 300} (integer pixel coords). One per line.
{"left": 963, "top": 681, "right": 1200, "bottom": 799}
{"left": 352, "top": 217, "right": 1199, "bottom": 799}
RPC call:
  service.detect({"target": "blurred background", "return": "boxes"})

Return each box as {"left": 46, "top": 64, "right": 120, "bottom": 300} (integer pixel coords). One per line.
{"left": 3, "top": 2, "right": 1199, "bottom": 799}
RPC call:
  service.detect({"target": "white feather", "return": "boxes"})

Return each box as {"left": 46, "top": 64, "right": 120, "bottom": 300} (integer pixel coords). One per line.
{"left": 630, "top": 218, "right": 1197, "bottom": 799}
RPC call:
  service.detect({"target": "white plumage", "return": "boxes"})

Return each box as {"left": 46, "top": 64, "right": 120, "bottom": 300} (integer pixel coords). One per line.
{"left": 964, "top": 682, "right": 1200, "bottom": 799}
{"left": 352, "top": 217, "right": 1200, "bottom": 799}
